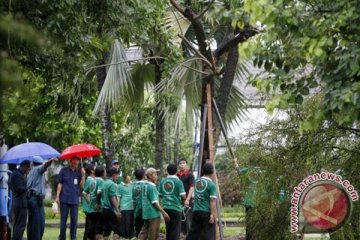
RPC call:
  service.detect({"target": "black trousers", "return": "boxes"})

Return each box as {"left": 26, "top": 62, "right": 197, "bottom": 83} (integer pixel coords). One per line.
{"left": 103, "top": 208, "right": 120, "bottom": 237}
{"left": 165, "top": 209, "right": 181, "bottom": 240}
{"left": 181, "top": 205, "right": 192, "bottom": 235}
{"left": 134, "top": 213, "right": 144, "bottom": 237}
{"left": 119, "top": 210, "right": 134, "bottom": 238}
{"left": 186, "top": 211, "right": 215, "bottom": 240}
{"left": 94, "top": 211, "right": 104, "bottom": 235}
{"left": 12, "top": 204, "right": 27, "bottom": 240}
{"left": 83, "top": 212, "right": 97, "bottom": 240}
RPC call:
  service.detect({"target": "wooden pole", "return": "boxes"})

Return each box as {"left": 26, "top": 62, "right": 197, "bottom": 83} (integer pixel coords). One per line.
{"left": 206, "top": 83, "right": 224, "bottom": 240}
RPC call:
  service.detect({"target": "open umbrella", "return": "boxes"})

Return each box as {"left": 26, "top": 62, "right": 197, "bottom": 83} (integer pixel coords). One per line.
{"left": 0, "top": 142, "right": 60, "bottom": 165}
{"left": 60, "top": 143, "right": 101, "bottom": 167}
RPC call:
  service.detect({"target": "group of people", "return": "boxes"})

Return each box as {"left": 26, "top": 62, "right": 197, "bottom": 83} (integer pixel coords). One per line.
{"left": 9, "top": 156, "right": 57, "bottom": 240}
{"left": 9, "top": 156, "right": 218, "bottom": 240}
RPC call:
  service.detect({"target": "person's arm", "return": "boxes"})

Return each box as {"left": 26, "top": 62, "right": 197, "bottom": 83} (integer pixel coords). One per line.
{"left": 110, "top": 196, "right": 121, "bottom": 219}
{"left": 55, "top": 168, "right": 63, "bottom": 205}
{"left": 55, "top": 183, "right": 62, "bottom": 205}
{"left": 209, "top": 182, "right": 218, "bottom": 224}
{"left": 80, "top": 168, "right": 86, "bottom": 188}
{"left": 153, "top": 202, "right": 170, "bottom": 221}
{"left": 209, "top": 198, "right": 217, "bottom": 224}
{"left": 40, "top": 157, "right": 57, "bottom": 174}
{"left": 185, "top": 173, "right": 195, "bottom": 206}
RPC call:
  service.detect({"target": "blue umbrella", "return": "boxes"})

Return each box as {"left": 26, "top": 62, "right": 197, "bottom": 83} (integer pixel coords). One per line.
{"left": 0, "top": 142, "right": 60, "bottom": 164}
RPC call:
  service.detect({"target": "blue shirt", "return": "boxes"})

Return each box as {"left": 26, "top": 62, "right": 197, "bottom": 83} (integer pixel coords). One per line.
{"left": 58, "top": 167, "right": 82, "bottom": 205}
{"left": 27, "top": 165, "right": 46, "bottom": 195}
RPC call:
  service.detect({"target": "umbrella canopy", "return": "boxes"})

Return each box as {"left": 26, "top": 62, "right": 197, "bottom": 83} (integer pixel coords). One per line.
{"left": 0, "top": 142, "right": 60, "bottom": 164}
{"left": 59, "top": 143, "right": 101, "bottom": 160}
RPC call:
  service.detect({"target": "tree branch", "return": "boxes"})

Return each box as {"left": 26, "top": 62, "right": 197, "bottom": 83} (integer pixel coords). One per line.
{"left": 178, "top": 34, "right": 213, "bottom": 70}
{"left": 170, "top": 0, "right": 185, "bottom": 15}
{"left": 194, "top": 0, "right": 215, "bottom": 20}
{"left": 214, "top": 27, "right": 260, "bottom": 59}
{"left": 86, "top": 56, "right": 165, "bottom": 71}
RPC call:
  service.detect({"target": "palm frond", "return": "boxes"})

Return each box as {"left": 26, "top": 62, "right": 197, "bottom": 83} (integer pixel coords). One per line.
{"left": 93, "top": 39, "right": 132, "bottom": 115}
{"left": 129, "top": 63, "right": 155, "bottom": 106}
{"left": 165, "top": 9, "right": 191, "bottom": 44}
{"left": 156, "top": 57, "right": 203, "bottom": 130}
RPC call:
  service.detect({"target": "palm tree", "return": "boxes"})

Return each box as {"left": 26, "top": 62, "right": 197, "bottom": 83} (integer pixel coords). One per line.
{"left": 160, "top": 0, "right": 260, "bottom": 163}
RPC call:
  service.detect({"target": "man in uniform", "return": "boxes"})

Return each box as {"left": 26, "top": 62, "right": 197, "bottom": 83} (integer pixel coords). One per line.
{"left": 159, "top": 164, "right": 186, "bottom": 240}
{"left": 132, "top": 168, "right": 145, "bottom": 237}
{"left": 101, "top": 167, "right": 121, "bottom": 240}
{"left": 186, "top": 163, "right": 217, "bottom": 240}
{"left": 138, "top": 168, "right": 169, "bottom": 240}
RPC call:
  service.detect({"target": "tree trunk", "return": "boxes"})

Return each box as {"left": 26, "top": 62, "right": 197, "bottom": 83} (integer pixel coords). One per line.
{"left": 96, "top": 59, "right": 115, "bottom": 168}
{"left": 213, "top": 35, "right": 239, "bottom": 145}
{"left": 153, "top": 60, "right": 165, "bottom": 171}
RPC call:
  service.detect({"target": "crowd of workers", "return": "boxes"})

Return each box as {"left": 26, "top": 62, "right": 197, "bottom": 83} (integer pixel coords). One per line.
{"left": 8, "top": 156, "right": 218, "bottom": 240}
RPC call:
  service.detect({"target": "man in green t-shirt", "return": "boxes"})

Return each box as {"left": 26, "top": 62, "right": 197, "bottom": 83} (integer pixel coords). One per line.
{"left": 132, "top": 168, "right": 146, "bottom": 237}
{"left": 187, "top": 163, "right": 217, "bottom": 240}
{"left": 159, "top": 163, "right": 186, "bottom": 240}
{"left": 100, "top": 167, "right": 121, "bottom": 240}
{"left": 82, "top": 164, "right": 96, "bottom": 240}
{"left": 138, "top": 168, "right": 170, "bottom": 240}
{"left": 117, "top": 175, "right": 134, "bottom": 238}
{"left": 94, "top": 166, "right": 106, "bottom": 239}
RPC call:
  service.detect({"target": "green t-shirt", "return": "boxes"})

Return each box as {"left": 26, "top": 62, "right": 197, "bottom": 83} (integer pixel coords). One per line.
{"left": 82, "top": 176, "right": 96, "bottom": 213}
{"left": 133, "top": 180, "right": 145, "bottom": 218}
{"left": 92, "top": 177, "right": 104, "bottom": 212}
{"left": 101, "top": 178, "right": 117, "bottom": 211}
{"left": 141, "top": 181, "right": 161, "bottom": 220}
{"left": 193, "top": 177, "right": 217, "bottom": 213}
{"left": 114, "top": 175, "right": 123, "bottom": 184}
{"left": 159, "top": 175, "right": 186, "bottom": 212}
{"left": 117, "top": 182, "right": 134, "bottom": 211}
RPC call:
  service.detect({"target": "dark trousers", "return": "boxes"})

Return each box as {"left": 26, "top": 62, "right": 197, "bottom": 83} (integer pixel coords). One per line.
{"left": 59, "top": 203, "right": 78, "bottom": 240}
{"left": 12, "top": 205, "right": 27, "bottom": 240}
{"left": 94, "top": 211, "right": 104, "bottom": 235}
{"left": 134, "top": 214, "right": 144, "bottom": 237}
{"left": 181, "top": 206, "right": 192, "bottom": 235}
{"left": 119, "top": 210, "right": 134, "bottom": 238}
{"left": 83, "top": 212, "right": 97, "bottom": 240}
{"left": 103, "top": 208, "right": 120, "bottom": 237}
{"left": 186, "top": 211, "right": 215, "bottom": 240}
{"left": 27, "top": 196, "right": 45, "bottom": 240}
{"left": 165, "top": 209, "right": 181, "bottom": 240}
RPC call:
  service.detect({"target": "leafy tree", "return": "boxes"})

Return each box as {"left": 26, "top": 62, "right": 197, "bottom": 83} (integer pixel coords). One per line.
{"left": 247, "top": 0, "right": 360, "bottom": 127}
{"left": 228, "top": 96, "right": 360, "bottom": 239}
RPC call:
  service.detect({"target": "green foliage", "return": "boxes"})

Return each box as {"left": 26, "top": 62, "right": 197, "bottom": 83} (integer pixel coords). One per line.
{"left": 248, "top": 0, "right": 360, "bottom": 126}
{"left": 228, "top": 96, "right": 360, "bottom": 239}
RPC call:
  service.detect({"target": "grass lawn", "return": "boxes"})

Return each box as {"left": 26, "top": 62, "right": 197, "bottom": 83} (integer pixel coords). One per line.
{"left": 43, "top": 228, "right": 85, "bottom": 240}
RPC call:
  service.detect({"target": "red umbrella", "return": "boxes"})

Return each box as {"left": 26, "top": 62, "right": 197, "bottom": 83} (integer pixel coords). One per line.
{"left": 60, "top": 143, "right": 101, "bottom": 160}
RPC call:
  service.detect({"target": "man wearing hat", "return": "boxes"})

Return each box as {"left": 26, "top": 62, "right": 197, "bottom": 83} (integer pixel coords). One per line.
{"left": 138, "top": 168, "right": 170, "bottom": 240}
{"left": 9, "top": 160, "right": 31, "bottom": 240}
{"left": 27, "top": 156, "right": 57, "bottom": 240}
{"left": 111, "top": 159, "right": 123, "bottom": 184}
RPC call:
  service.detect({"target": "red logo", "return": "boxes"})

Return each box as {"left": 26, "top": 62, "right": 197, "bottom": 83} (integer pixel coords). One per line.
{"left": 196, "top": 181, "right": 204, "bottom": 188}
{"left": 301, "top": 183, "right": 350, "bottom": 231}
